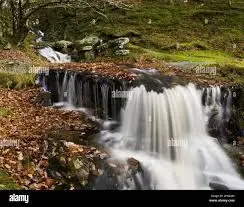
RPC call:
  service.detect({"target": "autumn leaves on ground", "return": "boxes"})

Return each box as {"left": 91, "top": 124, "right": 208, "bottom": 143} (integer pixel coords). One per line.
{"left": 0, "top": 50, "right": 111, "bottom": 190}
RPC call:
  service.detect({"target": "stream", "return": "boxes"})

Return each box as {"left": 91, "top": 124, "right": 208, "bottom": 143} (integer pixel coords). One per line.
{"left": 36, "top": 41, "right": 244, "bottom": 190}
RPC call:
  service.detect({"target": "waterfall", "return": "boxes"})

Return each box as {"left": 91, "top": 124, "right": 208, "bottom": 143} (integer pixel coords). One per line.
{"left": 39, "top": 68, "right": 244, "bottom": 189}
{"left": 39, "top": 47, "right": 71, "bottom": 63}
{"left": 100, "top": 83, "right": 244, "bottom": 190}
{"left": 36, "top": 30, "right": 71, "bottom": 63}
{"left": 44, "top": 70, "right": 128, "bottom": 120}
{"left": 203, "top": 86, "right": 234, "bottom": 140}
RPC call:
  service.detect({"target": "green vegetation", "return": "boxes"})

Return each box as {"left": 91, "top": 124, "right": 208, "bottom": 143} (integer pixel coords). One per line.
{"left": 0, "top": 107, "right": 11, "bottom": 117}
{"left": 0, "top": 169, "right": 20, "bottom": 190}
{"left": 39, "top": 0, "right": 243, "bottom": 65}
{"left": 0, "top": 72, "right": 35, "bottom": 89}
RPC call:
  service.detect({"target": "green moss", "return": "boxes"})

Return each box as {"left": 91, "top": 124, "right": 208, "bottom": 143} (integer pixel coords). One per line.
{"left": 19, "top": 33, "right": 38, "bottom": 51}
{"left": 0, "top": 169, "right": 20, "bottom": 190}
{"left": 40, "top": 0, "right": 243, "bottom": 51}
{"left": 0, "top": 107, "right": 11, "bottom": 117}
{"left": 0, "top": 72, "right": 35, "bottom": 89}
{"left": 36, "top": 0, "right": 243, "bottom": 77}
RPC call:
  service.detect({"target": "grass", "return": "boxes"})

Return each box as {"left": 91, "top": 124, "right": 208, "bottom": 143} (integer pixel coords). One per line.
{"left": 133, "top": 46, "right": 244, "bottom": 67}
{"left": 0, "top": 72, "right": 35, "bottom": 89}
{"left": 0, "top": 169, "right": 20, "bottom": 190}
{"left": 41, "top": 0, "right": 243, "bottom": 49}
{"left": 37, "top": 0, "right": 243, "bottom": 66}
{"left": 0, "top": 107, "right": 11, "bottom": 117}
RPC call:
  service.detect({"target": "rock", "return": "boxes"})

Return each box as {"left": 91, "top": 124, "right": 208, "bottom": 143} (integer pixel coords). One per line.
{"left": 209, "top": 182, "right": 229, "bottom": 190}
{"left": 108, "top": 37, "right": 130, "bottom": 49}
{"left": 54, "top": 40, "right": 73, "bottom": 53}
{"left": 82, "top": 46, "right": 93, "bottom": 51}
{"left": 74, "top": 35, "right": 100, "bottom": 51}
{"left": 96, "top": 43, "right": 109, "bottom": 53}
{"left": 127, "top": 158, "right": 141, "bottom": 170}
{"left": 240, "top": 154, "right": 244, "bottom": 161}
{"left": 115, "top": 49, "right": 130, "bottom": 56}
{"left": 72, "top": 158, "right": 84, "bottom": 170}
{"left": 3, "top": 42, "right": 11, "bottom": 50}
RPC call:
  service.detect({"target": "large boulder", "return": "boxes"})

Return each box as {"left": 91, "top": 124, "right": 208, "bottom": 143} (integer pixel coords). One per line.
{"left": 108, "top": 37, "right": 130, "bottom": 49}
{"left": 54, "top": 40, "right": 73, "bottom": 53}
{"left": 74, "top": 35, "right": 100, "bottom": 51}
{"left": 43, "top": 136, "right": 108, "bottom": 190}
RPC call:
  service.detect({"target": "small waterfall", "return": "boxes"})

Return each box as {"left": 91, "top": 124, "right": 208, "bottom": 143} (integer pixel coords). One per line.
{"left": 36, "top": 30, "right": 71, "bottom": 63}
{"left": 68, "top": 73, "right": 76, "bottom": 105}
{"left": 39, "top": 47, "right": 71, "bottom": 63}
{"left": 38, "top": 68, "right": 243, "bottom": 189}
{"left": 101, "top": 84, "right": 109, "bottom": 120}
{"left": 99, "top": 83, "right": 244, "bottom": 190}
{"left": 203, "top": 86, "right": 235, "bottom": 140}
{"left": 42, "top": 70, "right": 128, "bottom": 120}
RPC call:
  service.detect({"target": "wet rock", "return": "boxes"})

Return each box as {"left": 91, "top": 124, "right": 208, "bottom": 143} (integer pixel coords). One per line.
{"left": 127, "top": 158, "right": 141, "bottom": 171}
{"left": 209, "top": 182, "right": 229, "bottom": 190}
{"left": 43, "top": 136, "right": 108, "bottom": 190}
{"left": 240, "top": 154, "right": 244, "bottom": 161}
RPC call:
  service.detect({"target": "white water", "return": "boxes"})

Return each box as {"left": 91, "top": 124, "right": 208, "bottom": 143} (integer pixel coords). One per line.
{"left": 39, "top": 47, "right": 71, "bottom": 63}
{"left": 101, "top": 83, "right": 244, "bottom": 190}
{"left": 36, "top": 30, "right": 71, "bottom": 63}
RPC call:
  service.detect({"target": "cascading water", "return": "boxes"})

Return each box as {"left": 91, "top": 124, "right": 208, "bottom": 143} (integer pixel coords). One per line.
{"left": 36, "top": 30, "right": 71, "bottom": 63}
{"left": 203, "top": 86, "right": 236, "bottom": 141}
{"left": 39, "top": 46, "right": 71, "bottom": 63}
{"left": 42, "top": 70, "right": 128, "bottom": 120}
{"left": 99, "top": 83, "right": 244, "bottom": 190}
{"left": 38, "top": 68, "right": 243, "bottom": 190}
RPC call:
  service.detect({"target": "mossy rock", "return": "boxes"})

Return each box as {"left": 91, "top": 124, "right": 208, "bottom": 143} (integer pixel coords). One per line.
{"left": 54, "top": 40, "right": 73, "bottom": 52}
{"left": 74, "top": 35, "right": 100, "bottom": 51}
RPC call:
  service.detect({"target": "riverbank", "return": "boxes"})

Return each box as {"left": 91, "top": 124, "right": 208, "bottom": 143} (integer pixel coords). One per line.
{"left": 0, "top": 87, "right": 102, "bottom": 189}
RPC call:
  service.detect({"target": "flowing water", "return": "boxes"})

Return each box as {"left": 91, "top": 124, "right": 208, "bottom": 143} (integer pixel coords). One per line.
{"left": 38, "top": 68, "right": 244, "bottom": 190}
{"left": 36, "top": 30, "right": 71, "bottom": 63}
{"left": 99, "top": 84, "right": 244, "bottom": 190}
{"left": 38, "top": 47, "right": 71, "bottom": 63}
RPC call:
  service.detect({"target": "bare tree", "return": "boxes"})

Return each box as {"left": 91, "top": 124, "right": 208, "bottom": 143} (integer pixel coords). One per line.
{"left": 1, "top": 0, "right": 131, "bottom": 44}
